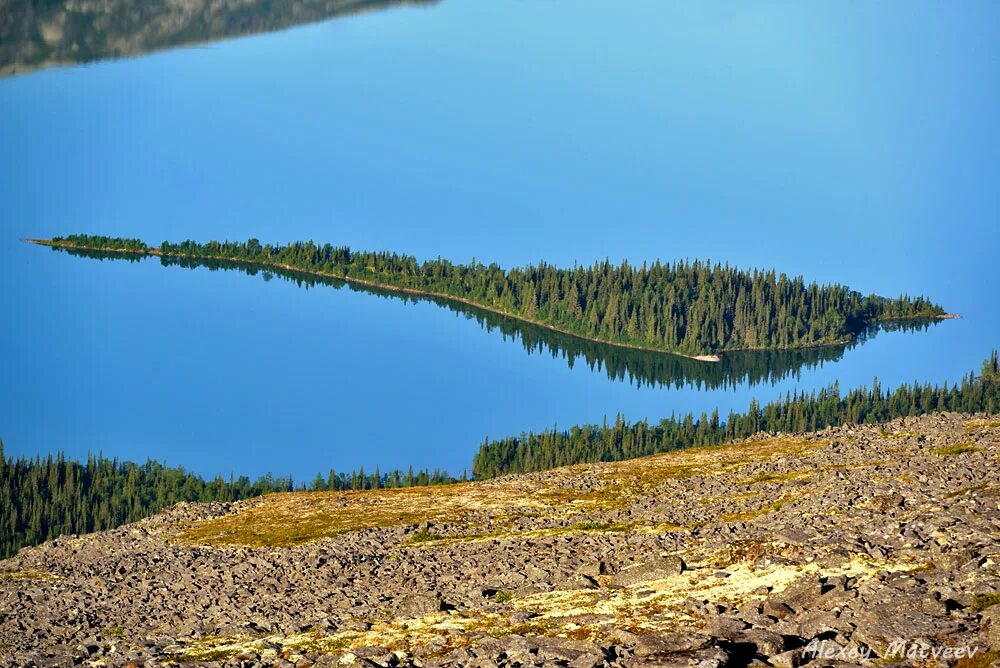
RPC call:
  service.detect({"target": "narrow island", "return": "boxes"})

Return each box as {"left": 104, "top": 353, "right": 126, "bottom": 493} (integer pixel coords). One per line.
{"left": 26, "top": 235, "right": 953, "bottom": 360}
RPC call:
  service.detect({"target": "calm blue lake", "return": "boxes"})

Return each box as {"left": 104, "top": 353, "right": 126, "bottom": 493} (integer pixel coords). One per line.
{"left": 1, "top": 1, "right": 997, "bottom": 481}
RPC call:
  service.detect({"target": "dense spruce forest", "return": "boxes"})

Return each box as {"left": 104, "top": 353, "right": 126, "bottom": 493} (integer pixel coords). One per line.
{"left": 0, "top": 447, "right": 455, "bottom": 559}
{"left": 44, "top": 235, "right": 945, "bottom": 355}
{"left": 472, "top": 351, "right": 1000, "bottom": 478}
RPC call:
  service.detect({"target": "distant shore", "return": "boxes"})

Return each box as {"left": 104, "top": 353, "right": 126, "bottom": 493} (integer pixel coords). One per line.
{"left": 24, "top": 237, "right": 958, "bottom": 362}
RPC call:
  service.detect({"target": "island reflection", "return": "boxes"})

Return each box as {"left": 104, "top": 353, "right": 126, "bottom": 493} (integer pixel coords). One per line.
{"left": 55, "top": 246, "right": 942, "bottom": 391}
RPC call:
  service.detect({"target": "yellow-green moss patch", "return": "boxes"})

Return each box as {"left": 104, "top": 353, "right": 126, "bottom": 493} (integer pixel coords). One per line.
{"left": 175, "top": 435, "right": 829, "bottom": 548}
{"left": 165, "top": 612, "right": 499, "bottom": 664}
{"left": 492, "top": 556, "right": 918, "bottom": 642}
{"left": 735, "top": 470, "right": 812, "bottom": 486}
{"left": 0, "top": 568, "right": 61, "bottom": 581}
{"left": 972, "top": 593, "right": 1000, "bottom": 612}
{"left": 931, "top": 442, "right": 983, "bottom": 456}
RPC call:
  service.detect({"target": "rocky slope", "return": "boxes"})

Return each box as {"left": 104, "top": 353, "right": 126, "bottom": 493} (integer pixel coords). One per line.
{"left": 2, "top": 413, "right": 1000, "bottom": 668}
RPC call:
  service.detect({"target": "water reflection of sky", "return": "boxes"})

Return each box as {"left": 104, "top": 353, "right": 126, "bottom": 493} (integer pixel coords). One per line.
{"left": 1, "top": 1, "right": 996, "bottom": 480}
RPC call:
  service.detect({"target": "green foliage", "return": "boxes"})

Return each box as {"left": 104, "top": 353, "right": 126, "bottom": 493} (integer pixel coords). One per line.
{"left": 0, "top": 452, "right": 291, "bottom": 559}
{"left": 52, "top": 235, "right": 944, "bottom": 355}
{"left": 51, "top": 234, "right": 147, "bottom": 252}
{"left": 973, "top": 593, "right": 1000, "bottom": 612}
{"left": 312, "top": 466, "right": 454, "bottom": 492}
{"left": 472, "top": 351, "right": 999, "bottom": 478}
{"left": 570, "top": 520, "right": 625, "bottom": 532}
{"left": 0, "top": 454, "right": 292, "bottom": 557}
{"left": 493, "top": 590, "right": 514, "bottom": 603}
{"left": 407, "top": 529, "right": 443, "bottom": 544}
{"left": 0, "top": 448, "right": 454, "bottom": 558}
{"left": 930, "top": 443, "right": 981, "bottom": 456}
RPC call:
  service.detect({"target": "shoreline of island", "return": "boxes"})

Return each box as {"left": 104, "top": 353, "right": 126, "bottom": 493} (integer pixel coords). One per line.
{"left": 23, "top": 237, "right": 958, "bottom": 362}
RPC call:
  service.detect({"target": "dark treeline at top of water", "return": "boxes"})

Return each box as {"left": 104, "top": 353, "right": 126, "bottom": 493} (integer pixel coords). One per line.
{"left": 472, "top": 351, "right": 1000, "bottom": 478}
{"left": 54, "top": 247, "right": 941, "bottom": 391}
{"left": 1, "top": 0, "right": 438, "bottom": 77}
{"left": 0, "top": 438, "right": 457, "bottom": 559}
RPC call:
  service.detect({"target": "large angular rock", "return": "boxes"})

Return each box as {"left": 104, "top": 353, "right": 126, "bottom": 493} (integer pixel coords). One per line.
{"left": 731, "top": 628, "right": 785, "bottom": 657}
{"left": 853, "top": 605, "right": 961, "bottom": 656}
{"left": 612, "top": 556, "right": 686, "bottom": 586}
{"left": 555, "top": 573, "right": 600, "bottom": 590}
{"left": 393, "top": 592, "right": 444, "bottom": 617}
{"left": 773, "top": 574, "right": 823, "bottom": 612}
{"left": 769, "top": 648, "right": 803, "bottom": 668}
{"left": 633, "top": 632, "right": 712, "bottom": 656}
{"left": 626, "top": 646, "right": 729, "bottom": 668}
{"left": 762, "top": 599, "right": 795, "bottom": 620}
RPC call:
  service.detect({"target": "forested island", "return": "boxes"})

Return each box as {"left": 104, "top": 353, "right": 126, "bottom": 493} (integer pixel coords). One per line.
{"left": 47, "top": 245, "right": 944, "bottom": 390}
{"left": 30, "top": 235, "right": 948, "bottom": 358}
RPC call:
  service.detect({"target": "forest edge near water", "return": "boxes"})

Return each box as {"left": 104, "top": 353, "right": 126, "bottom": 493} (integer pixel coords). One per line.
{"left": 25, "top": 236, "right": 955, "bottom": 362}
{"left": 3, "top": 350, "right": 996, "bottom": 560}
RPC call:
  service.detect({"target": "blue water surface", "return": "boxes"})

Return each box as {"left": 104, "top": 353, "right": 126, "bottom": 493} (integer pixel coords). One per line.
{"left": 1, "top": 1, "right": 997, "bottom": 480}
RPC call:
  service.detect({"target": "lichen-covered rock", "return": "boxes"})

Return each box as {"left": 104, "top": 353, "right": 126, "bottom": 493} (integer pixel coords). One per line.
{"left": 1, "top": 413, "right": 998, "bottom": 667}
{"left": 612, "top": 556, "right": 686, "bottom": 586}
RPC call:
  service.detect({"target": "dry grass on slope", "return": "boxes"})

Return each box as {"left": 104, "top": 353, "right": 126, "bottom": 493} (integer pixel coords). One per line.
{"left": 175, "top": 435, "right": 825, "bottom": 548}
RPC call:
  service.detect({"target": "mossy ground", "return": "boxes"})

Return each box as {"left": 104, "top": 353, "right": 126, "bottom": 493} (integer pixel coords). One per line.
{"left": 167, "top": 613, "right": 494, "bottom": 664}
{"left": 176, "top": 435, "right": 826, "bottom": 548}
{"left": 164, "top": 432, "right": 949, "bottom": 663}
{"left": 166, "top": 553, "right": 919, "bottom": 664}
{"left": 972, "top": 593, "right": 1000, "bottom": 612}
{"left": 964, "top": 419, "right": 1000, "bottom": 433}
{"left": 954, "top": 651, "right": 1000, "bottom": 668}
{"left": 9, "top": 415, "right": 995, "bottom": 666}
{"left": 160, "top": 423, "right": 999, "bottom": 663}
{"left": 0, "top": 568, "right": 59, "bottom": 581}
{"left": 718, "top": 493, "right": 802, "bottom": 523}
{"left": 931, "top": 442, "right": 983, "bottom": 456}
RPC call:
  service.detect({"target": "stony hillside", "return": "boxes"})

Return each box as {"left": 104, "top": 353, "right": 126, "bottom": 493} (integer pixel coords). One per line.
{"left": 2, "top": 413, "right": 999, "bottom": 667}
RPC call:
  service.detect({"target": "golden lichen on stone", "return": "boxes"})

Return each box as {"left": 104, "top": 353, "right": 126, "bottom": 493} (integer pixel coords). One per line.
{"left": 931, "top": 442, "right": 983, "bottom": 456}
{"left": 0, "top": 568, "right": 61, "bottom": 581}
{"left": 942, "top": 482, "right": 990, "bottom": 500}
{"left": 165, "top": 613, "right": 499, "bottom": 664}
{"left": 880, "top": 428, "right": 924, "bottom": 439}
{"left": 169, "top": 557, "right": 908, "bottom": 666}
{"left": 718, "top": 494, "right": 801, "bottom": 523}
{"left": 953, "top": 650, "right": 1000, "bottom": 668}
{"left": 482, "top": 555, "right": 920, "bottom": 643}
{"left": 972, "top": 593, "right": 1000, "bottom": 612}
{"left": 822, "top": 460, "right": 890, "bottom": 471}
{"left": 404, "top": 529, "right": 443, "bottom": 545}
{"left": 735, "top": 470, "right": 812, "bottom": 486}
{"left": 403, "top": 521, "right": 637, "bottom": 549}
{"left": 174, "top": 434, "right": 830, "bottom": 549}
{"left": 964, "top": 419, "right": 1000, "bottom": 433}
